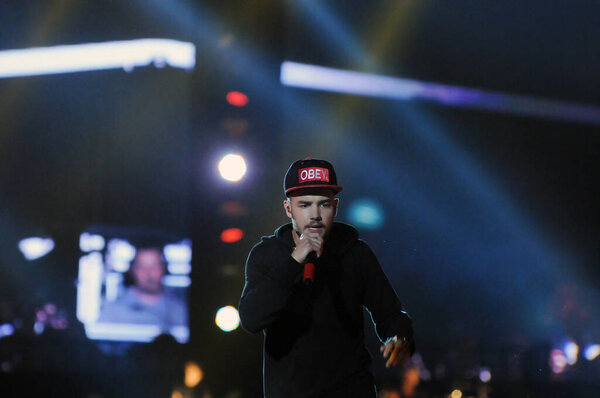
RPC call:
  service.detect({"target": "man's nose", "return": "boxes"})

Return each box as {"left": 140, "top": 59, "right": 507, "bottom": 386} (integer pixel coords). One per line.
{"left": 310, "top": 205, "right": 322, "bottom": 220}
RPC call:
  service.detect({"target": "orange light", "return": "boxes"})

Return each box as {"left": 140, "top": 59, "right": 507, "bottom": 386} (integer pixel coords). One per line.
{"left": 226, "top": 91, "right": 249, "bottom": 107}
{"left": 221, "top": 228, "right": 244, "bottom": 243}
{"left": 184, "top": 361, "right": 204, "bottom": 388}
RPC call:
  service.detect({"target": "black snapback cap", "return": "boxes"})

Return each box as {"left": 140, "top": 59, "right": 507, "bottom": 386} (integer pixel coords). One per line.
{"left": 284, "top": 157, "right": 343, "bottom": 196}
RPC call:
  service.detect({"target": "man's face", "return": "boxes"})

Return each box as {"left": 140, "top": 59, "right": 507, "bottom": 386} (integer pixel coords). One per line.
{"left": 283, "top": 188, "right": 338, "bottom": 240}
{"left": 130, "top": 249, "right": 165, "bottom": 294}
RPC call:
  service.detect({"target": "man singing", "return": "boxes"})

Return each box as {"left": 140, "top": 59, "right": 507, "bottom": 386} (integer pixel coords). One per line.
{"left": 239, "top": 158, "right": 415, "bottom": 397}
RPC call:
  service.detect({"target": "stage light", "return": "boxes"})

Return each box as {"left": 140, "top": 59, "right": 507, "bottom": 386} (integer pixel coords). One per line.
{"left": 221, "top": 228, "right": 244, "bottom": 243}
{"left": 226, "top": 91, "right": 249, "bottom": 107}
{"left": 348, "top": 199, "right": 384, "bottom": 230}
{"left": 218, "top": 154, "right": 247, "bottom": 182}
{"left": 450, "top": 389, "right": 462, "bottom": 398}
{"left": 0, "top": 323, "right": 15, "bottom": 339}
{"left": 0, "top": 39, "right": 195, "bottom": 79}
{"left": 281, "top": 61, "right": 600, "bottom": 126}
{"left": 215, "top": 306, "right": 240, "bottom": 332}
{"left": 79, "top": 232, "right": 106, "bottom": 252}
{"left": 34, "top": 321, "right": 45, "bottom": 335}
{"left": 550, "top": 349, "right": 568, "bottom": 374}
{"left": 479, "top": 368, "right": 491, "bottom": 383}
{"left": 171, "top": 391, "right": 183, "bottom": 398}
{"left": 18, "top": 237, "right": 55, "bottom": 260}
{"left": 184, "top": 361, "right": 204, "bottom": 388}
{"left": 584, "top": 344, "right": 600, "bottom": 361}
{"left": 564, "top": 341, "right": 579, "bottom": 365}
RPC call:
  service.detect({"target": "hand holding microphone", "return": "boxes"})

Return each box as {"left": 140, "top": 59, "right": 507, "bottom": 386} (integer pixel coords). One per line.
{"left": 291, "top": 231, "right": 323, "bottom": 285}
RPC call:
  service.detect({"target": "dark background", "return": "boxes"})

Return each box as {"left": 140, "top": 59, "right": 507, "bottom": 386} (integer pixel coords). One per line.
{"left": 0, "top": 1, "right": 599, "bottom": 397}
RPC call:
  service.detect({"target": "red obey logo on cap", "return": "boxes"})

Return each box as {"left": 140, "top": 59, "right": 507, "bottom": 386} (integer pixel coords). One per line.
{"left": 298, "top": 167, "right": 330, "bottom": 183}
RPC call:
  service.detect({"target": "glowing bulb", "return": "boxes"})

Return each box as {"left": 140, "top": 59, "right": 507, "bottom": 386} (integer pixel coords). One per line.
{"left": 450, "top": 389, "right": 462, "bottom": 398}
{"left": 221, "top": 228, "right": 244, "bottom": 243}
{"left": 18, "top": 237, "right": 55, "bottom": 260}
{"left": 550, "top": 349, "right": 568, "bottom": 374}
{"left": 185, "top": 361, "right": 204, "bottom": 388}
{"left": 215, "top": 306, "right": 240, "bottom": 332}
{"left": 348, "top": 199, "right": 384, "bottom": 230}
{"left": 479, "top": 368, "right": 491, "bottom": 383}
{"left": 564, "top": 341, "right": 579, "bottom": 365}
{"left": 226, "top": 91, "right": 249, "bottom": 107}
{"left": 584, "top": 344, "right": 600, "bottom": 361}
{"left": 218, "top": 154, "right": 247, "bottom": 182}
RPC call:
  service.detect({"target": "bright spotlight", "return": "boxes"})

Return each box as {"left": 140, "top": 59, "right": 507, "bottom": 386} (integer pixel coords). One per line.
{"left": 479, "top": 368, "right": 491, "bottom": 383}
{"left": 564, "top": 341, "right": 579, "bottom": 365}
{"left": 18, "top": 237, "right": 55, "bottom": 260}
{"left": 221, "top": 228, "right": 244, "bottom": 243}
{"left": 348, "top": 199, "right": 384, "bottom": 230}
{"left": 450, "top": 389, "right": 462, "bottom": 398}
{"left": 584, "top": 344, "right": 600, "bottom": 361}
{"left": 226, "top": 91, "right": 249, "bottom": 107}
{"left": 0, "top": 39, "right": 195, "bottom": 79}
{"left": 218, "top": 154, "right": 247, "bottom": 182}
{"left": 0, "top": 323, "right": 15, "bottom": 339}
{"left": 184, "top": 361, "right": 204, "bottom": 388}
{"left": 215, "top": 306, "right": 240, "bottom": 332}
{"left": 550, "top": 349, "right": 568, "bottom": 374}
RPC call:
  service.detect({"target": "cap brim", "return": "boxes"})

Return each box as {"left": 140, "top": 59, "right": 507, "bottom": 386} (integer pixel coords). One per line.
{"left": 285, "top": 184, "right": 343, "bottom": 196}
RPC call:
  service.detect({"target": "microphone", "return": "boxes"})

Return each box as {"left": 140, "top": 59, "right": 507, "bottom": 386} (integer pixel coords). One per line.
{"left": 303, "top": 251, "right": 317, "bottom": 285}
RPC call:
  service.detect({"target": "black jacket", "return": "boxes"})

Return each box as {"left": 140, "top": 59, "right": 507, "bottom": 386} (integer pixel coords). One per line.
{"left": 239, "top": 222, "right": 414, "bottom": 398}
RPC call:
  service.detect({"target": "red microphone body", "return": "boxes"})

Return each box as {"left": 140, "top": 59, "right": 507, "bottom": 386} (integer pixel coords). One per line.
{"left": 303, "top": 251, "right": 317, "bottom": 285}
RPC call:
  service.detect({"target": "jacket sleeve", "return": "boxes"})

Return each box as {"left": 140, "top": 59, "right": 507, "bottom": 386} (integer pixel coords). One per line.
{"left": 238, "top": 241, "right": 304, "bottom": 333}
{"left": 359, "top": 241, "right": 415, "bottom": 351}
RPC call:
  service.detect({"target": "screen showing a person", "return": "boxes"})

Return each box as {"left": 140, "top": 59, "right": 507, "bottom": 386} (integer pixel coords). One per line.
{"left": 76, "top": 226, "right": 191, "bottom": 343}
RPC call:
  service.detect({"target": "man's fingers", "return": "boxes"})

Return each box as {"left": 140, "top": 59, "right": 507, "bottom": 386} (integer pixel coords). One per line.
{"left": 382, "top": 343, "right": 392, "bottom": 358}
{"left": 385, "top": 343, "right": 409, "bottom": 368}
{"left": 385, "top": 346, "right": 398, "bottom": 368}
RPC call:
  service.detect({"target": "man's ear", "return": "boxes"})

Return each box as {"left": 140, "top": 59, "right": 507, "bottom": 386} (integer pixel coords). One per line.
{"left": 283, "top": 198, "right": 293, "bottom": 219}
{"left": 333, "top": 198, "right": 339, "bottom": 217}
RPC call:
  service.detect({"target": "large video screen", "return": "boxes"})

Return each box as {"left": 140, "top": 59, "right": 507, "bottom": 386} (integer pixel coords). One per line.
{"left": 76, "top": 225, "right": 190, "bottom": 343}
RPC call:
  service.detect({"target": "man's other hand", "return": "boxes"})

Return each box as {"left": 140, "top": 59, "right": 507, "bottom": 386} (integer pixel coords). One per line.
{"left": 380, "top": 335, "right": 411, "bottom": 368}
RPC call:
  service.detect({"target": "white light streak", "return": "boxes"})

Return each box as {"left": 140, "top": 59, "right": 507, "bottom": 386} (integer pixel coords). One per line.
{"left": 280, "top": 61, "right": 600, "bottom": 126}
{"left": 0, "top": 39, "right": 195, "bottom": 79}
